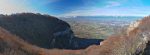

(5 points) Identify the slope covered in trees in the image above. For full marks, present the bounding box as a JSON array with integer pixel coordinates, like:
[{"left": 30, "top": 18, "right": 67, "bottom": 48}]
[
  {"left": 0, "top": 13, "right": 103, "bottom": 49},
  {"left": 0, "top": 13, "right": 150, "bottom": 55}
]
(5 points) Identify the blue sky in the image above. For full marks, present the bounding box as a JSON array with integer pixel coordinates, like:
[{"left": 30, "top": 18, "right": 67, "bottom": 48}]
[{"left": 0, "top": 0, "right": 150, "bottom": 16}]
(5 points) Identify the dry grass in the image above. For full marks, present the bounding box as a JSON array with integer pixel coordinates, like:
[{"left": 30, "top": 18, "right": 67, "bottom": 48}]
[{"left": 1, "top": 15, "right": 150, "bottom": 55}]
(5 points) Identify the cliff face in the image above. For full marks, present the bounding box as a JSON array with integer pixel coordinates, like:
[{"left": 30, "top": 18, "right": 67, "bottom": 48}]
[
  {"left": 1, "top": 13, "right": 150, "bottom": 55},
  {"left": 45, "top": 16, "right": 150, "bottom": 55},
  {"left": 0, "top": 13, "right": 74, "bottom": 49},
  {"left": 0, "top": 13, "right": 102, "bottom": 51},
  {"left": 137, "top": 16, "right": 150, "bottom": 55},
  {"left": 122, "top": 16, "right": 150, "bottom": 55},
  {"left": 81, "top": 16, "right": 150, "bottom": 55}
]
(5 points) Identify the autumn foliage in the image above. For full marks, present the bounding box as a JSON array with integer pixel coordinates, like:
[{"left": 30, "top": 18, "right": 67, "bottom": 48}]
[{"left": 0, "top": 14, "right": 150, "bottom": 55}]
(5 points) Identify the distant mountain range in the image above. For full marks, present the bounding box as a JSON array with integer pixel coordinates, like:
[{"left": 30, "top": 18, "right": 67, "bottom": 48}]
[
  {"left": 59, "top": 16, "right": 143, "bottom": 26},
  {"left": 60, "top": 16, "right": 143, "bottom": 25}
]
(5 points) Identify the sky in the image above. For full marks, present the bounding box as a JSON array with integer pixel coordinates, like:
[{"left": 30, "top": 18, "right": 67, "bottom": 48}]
[{"left": 0, "top": 0, "right": 150, "bottom": 16}]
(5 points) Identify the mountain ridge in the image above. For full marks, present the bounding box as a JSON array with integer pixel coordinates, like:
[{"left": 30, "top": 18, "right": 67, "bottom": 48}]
[{"left": 0, "top": 13, "right": 150, "bottom": 55}]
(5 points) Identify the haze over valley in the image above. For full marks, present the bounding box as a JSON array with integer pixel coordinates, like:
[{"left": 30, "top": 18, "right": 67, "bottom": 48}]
[
  {"left": 1, "top": 0, "right": 150, "bottom": 55},
  {"left": 61, "top": 16, "right": 143, "bottom": 39}
]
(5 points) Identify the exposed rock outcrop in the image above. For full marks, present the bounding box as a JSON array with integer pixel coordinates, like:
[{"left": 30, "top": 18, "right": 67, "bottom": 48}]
[
  {"left": 136, "top": 16, "right": 150, "bottom": 55},
  {"left": 47, "top": 16, "right": 150, "bottom": 55},
  {"left": 83, "top": 16, "right": 150, "bottom": 55},
  {"left": 0, "top": 13, "right": 102, "bottom": 50},
  {"left": 1, "top": 13, "right": 150, "bottom": 55}
]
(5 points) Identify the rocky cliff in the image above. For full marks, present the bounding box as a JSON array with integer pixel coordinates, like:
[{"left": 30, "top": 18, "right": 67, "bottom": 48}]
[
  {"left": 1, "top": 13, "right": 150, "bottom": 55},
  {"left": 0, "top": 13, "right": 102, "bottom": 50}
]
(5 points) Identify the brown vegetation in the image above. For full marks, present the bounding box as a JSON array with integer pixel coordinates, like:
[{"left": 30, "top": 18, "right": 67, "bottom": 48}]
[
  {"left": 0, "top": 26, "right": 84, "bottom": 55},
  {"left": 0, "top": 13, "right": 102, "bottom": 50},
  {"left": 1, "top": 14, "right": 150, "bottom": 55}
]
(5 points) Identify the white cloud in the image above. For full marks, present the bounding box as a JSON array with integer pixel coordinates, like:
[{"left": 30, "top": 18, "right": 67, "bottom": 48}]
[
  {"left": 104, "top": 0, "right": 128, "bottom": 8},
  {"left": 105, "top": 1, "right": 121, "bottom": 8},
  {"left": 0, "top": 0, "right": 38, "bottom": 14},
  {"left": 60, "top": 7, "right": 150, "bottom": 17}
]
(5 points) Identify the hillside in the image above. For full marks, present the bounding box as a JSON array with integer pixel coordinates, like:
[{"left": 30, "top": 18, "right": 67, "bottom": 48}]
[
  {"left": 0, "top": 13, "right": 104, "bottom": 55},
  {"left": 0, "top": 13, "right": 150, "bottom": 55},
  {"left": 0, "top": 13, "right": 103, "bottom": 50}
]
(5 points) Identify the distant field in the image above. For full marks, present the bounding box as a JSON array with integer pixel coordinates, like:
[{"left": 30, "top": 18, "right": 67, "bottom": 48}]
[{"left": 60, "top": 16, "right": 142, "bottom": 39}]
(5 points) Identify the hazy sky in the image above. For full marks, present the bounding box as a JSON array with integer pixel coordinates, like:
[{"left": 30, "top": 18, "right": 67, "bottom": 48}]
[{"left": 0, "top": 0, "right": 150, "bottom": 16}]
